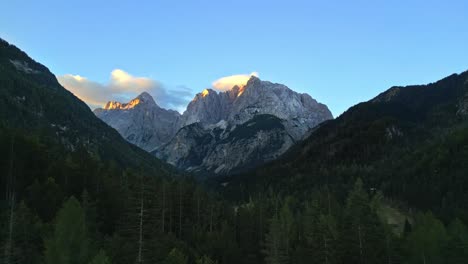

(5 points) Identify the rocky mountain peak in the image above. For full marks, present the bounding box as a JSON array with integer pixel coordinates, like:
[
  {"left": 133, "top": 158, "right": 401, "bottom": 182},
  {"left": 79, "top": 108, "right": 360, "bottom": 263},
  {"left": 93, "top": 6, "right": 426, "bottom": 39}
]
[
  {"left": 180, "top": 76, "right": 333, "bottom": 136},
  {"left": 136, "top": 91, "right": 156, "bottom": 103},
  {"left": 246, "top": 75, "right": 261, "bottom": 86},
  {"left": 95, "top": 93, "right": 180, "bottom": 151},
  {"left": 193, "top": 88, "right": 217, "bottom": 100},
  {"left": 103, "top": 92, "right": 158, "bottom": 110}
]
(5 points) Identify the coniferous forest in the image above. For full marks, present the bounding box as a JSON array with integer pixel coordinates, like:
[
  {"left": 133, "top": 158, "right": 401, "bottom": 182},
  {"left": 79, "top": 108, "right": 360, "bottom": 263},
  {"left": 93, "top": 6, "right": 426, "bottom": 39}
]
[
  {"left": 2, "top": 33, "right": 468, "bottom": 264},
  {"left": 2, "top": 129, "right": 468, "bottom": 264}
]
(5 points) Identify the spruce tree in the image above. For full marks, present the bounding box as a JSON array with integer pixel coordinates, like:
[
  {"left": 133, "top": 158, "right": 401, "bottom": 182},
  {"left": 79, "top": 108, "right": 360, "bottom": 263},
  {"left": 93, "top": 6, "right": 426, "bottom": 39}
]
[
  {"left": 44, "top": 196, "right": 91, "bottom": 264},
  {"left": 341, "top": 178, "right": 386, "bottom": 264}
]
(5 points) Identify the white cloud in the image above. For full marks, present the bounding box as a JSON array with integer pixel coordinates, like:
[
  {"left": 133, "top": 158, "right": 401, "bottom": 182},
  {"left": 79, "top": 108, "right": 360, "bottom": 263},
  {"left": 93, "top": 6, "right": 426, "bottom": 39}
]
[
  {"left": 211, "top": 72, "right": 259, "bottom": 91},
  {"left": 57, "top": 69, "right": 192, "bottom": 112}
]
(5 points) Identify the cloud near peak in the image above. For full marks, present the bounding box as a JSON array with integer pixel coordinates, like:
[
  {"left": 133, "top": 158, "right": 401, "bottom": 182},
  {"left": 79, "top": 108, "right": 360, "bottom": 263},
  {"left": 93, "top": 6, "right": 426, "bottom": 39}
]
[
  {"left": 57, "top": 69, "right": 192, "bottom": 112},
  {"left": 211, "top": 72, "right": 259, "bottom": 92}
]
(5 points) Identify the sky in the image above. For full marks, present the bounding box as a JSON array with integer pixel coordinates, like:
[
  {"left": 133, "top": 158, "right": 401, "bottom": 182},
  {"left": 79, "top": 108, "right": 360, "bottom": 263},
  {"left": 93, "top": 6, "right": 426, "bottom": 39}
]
[{"left": 1, "top": 0, "right": 468, "bottom": 116}]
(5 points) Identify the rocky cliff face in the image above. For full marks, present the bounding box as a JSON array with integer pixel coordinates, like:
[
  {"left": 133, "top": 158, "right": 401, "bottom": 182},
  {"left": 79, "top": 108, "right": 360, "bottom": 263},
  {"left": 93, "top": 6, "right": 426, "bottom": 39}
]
[
  {"left": 180, "top": 76, "right": 332, "bottom": 140},
  {"left": 154, "top": 76, "right": 332, "bottom": 175},
  {"left": 153, "top": 115, "right": 295, "bottom": 175},
  {"left": 94, "top": 92, "right": 181, "bottom": 151},
  {"left": 95, "top": 76, "right": 333, "bottom": 176}
]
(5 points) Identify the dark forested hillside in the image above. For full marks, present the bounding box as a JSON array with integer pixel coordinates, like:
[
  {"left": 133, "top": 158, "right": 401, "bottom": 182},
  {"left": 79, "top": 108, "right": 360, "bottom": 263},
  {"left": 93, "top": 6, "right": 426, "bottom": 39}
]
[{"left": 220, "top": 71, "right": 468, "bottom": 219}]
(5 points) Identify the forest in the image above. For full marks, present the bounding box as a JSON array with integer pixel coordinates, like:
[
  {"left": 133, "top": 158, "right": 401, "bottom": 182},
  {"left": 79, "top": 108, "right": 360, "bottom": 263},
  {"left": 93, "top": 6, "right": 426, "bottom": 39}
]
[{"left": 2, "top": 127, "right": 468, "bottom": 264}]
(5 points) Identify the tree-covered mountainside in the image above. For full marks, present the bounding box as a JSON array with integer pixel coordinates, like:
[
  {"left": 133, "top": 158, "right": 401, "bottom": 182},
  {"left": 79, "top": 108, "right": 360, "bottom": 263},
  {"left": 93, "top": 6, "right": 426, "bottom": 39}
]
[
  {"left": 219, "top": 70, "right": 468, "bottom": 221},
  {"left": 0, "top": 38, "right": 177, "bottom": 175},
  {"left": 1, "top": 38, "right": 468, "bottom": 264}
]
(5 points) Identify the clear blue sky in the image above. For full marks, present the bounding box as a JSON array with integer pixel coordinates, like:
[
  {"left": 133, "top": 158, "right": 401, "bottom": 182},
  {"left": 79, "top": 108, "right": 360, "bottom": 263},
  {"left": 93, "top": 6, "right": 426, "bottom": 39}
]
[{"left": 1, "top": 0, "right": 468, "bottom": 116}]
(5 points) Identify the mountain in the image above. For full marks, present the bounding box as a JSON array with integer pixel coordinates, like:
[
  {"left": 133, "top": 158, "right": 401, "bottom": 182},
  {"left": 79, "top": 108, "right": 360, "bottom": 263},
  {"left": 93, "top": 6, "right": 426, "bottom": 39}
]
[
  {"left": 156, "top": 76, "right": 332, "bottom": 175},
  {"left": 219, "top": 70, "right": 468, "bottom": 220},
  {"left": 180, "top": 76, "right": 332, "bottom": 140},
  {"left": 94, "top": 92, "right": 181, "bottom": 151},
  {"left": 95, "top": 75, "right": 332, "bottom": 176}
]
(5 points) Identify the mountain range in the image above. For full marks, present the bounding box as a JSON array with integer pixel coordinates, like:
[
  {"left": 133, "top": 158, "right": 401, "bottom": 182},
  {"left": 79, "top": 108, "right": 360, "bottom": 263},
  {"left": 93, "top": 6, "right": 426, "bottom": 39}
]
[{"left": 94, "top": 75, "right": 332, "bottom": 175}]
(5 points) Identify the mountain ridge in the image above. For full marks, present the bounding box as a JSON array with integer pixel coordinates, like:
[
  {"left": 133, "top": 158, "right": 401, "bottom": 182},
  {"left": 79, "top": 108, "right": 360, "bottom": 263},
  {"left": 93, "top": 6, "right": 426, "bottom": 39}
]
[
  {"left": 95, "top": 75, "right": 333, "bottom": 175},
  {"left": 218, "top": 69, "right": 468, "bottom": 220}
]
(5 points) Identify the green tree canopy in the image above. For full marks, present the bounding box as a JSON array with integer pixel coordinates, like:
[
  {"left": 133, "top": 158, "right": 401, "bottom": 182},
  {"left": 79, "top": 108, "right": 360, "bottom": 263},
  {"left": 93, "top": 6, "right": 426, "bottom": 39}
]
[
  {"left": 88, "top": 250, "right": 111, "bottom": 264},
  {"left": 44, "top": 196, "right": 90, "bottom": 264},
  {"left": 164, "top": 248, "right": 188, "bottom": 264}
]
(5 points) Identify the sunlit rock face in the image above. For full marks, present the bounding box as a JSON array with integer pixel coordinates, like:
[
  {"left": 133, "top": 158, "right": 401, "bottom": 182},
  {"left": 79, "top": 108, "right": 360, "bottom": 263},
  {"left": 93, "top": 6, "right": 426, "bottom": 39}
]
[
  {"left": 180, "top": 76, "right": 333, "bottom": 141},
  {"left": 94, "top": 92, "right": 181, "bottom": 151}
]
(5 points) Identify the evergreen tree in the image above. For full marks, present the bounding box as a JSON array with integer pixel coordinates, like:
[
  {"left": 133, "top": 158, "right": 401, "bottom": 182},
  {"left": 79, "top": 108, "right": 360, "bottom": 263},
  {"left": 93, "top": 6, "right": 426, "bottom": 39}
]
[
  {"left": 405, "top": 212, "right": 448, "bottom": 264},
  {"left": 44, "top": 196, "right": 91, "bottom": 264},
  {"left": 263, "top": 201, "right": 294, "bottom": 264},
  {"left": 88, "top": 250, "right": 111, "bottom": 264},
  {"left": 341, "top": 178, "right": 386, "bottom": 264},
  {"left": 164, "top": 248, "right": 188, "bottom": 264},
  {"left": 316, "top": 213, "right": 339, "bottom": 264},
  {"left": 8, "top": 201, "right": 43, "bottom": 264},
  {"left": 263, "top": 215, "right": 289, "bottom": 264},
  {"left": 301, "top": 199, "right": 321, "bottom": 263}
]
